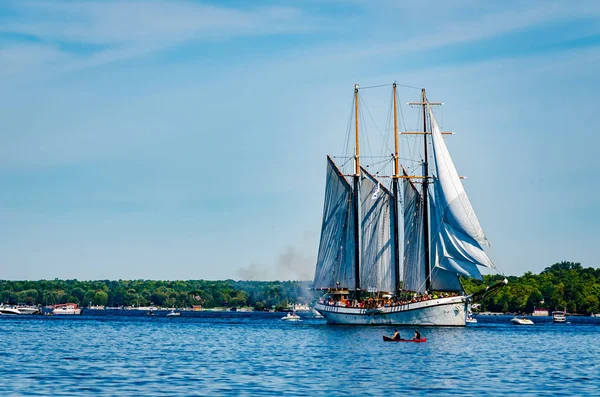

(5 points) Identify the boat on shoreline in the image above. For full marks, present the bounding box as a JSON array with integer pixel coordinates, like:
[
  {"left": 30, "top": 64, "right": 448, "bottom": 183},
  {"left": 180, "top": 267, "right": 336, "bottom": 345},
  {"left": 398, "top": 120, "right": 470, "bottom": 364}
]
[
  {"left": 0, "top": 305, "right": 22, "bottom": 315},
  {"left": 312, "top": 84, "right": 506, "bottom": 326},
  {"left": 52, "top": 303, "right": 82, "bottom": 315}
]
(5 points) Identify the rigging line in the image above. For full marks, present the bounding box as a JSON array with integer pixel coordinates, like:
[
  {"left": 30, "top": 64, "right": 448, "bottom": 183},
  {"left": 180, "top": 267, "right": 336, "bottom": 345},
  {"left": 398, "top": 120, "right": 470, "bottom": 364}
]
[
  {"left": 359, "top": 102, "right": 374, "bottom": 165},
  {"left": 395, "top": 83, "right": 421, "bottom": 90},
  {"left": 362, "top": 92, "right": 392, "bottom": 158},
  {"left": 397, "top": 88, "right": 408, "bottom": 132},
  {"left": 342, "top": 95, "right": 355, "bottom": 165},
  {"left": 363, "top": 157, "right": 392, "bottom": 171},
  {"left": 358, "top": 83, "right": 392, "bottom": 90},
  {"left": 374, "top": 157, "right": 393, "bottom": 177},
  {"left": 340, "top": 156, "right": 354, "bottom": 169}
]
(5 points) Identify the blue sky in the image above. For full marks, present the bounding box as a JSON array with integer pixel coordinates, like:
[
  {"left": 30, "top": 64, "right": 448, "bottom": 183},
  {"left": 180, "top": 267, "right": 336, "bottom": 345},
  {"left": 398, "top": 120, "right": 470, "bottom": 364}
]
[{"left": 1, "top": 0, "right": 599, "bottom": 281}]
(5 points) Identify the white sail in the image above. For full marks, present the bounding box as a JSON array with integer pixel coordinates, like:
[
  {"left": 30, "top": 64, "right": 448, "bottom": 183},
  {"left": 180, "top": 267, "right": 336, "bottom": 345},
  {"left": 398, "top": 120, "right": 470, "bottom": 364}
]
[
  {"left": 427, "top": 105, "right": 495, "bottom": 291},
  {"left": 429, "top": 189, "right": 487, "bottom": 291},
  {"left": 428, "top": 106, "right": 490, "bottom": 247},
  {"left": 402, "top": 177, "right": 426, "bottom": 293},
  {"left": 313, "top": 156, "right": 356, "bottom": 289},
  {"left": 359, "top": 168, "right": 394, "bottom": 293}
]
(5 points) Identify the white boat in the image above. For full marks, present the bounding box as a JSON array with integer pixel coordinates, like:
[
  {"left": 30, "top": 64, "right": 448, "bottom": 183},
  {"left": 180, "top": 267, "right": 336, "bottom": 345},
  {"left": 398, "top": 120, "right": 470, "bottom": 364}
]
[
  {"left": 15, "top": 305, "right": 41, "bottom": 315},
  {"left": 166, "top": 310, "right": 181, "bottom": 317},
  {"left": 0, "top": 305, "right": 21, "bottom": 315},
  {"left": 552, "top": 311, "right": 566, "bottom": 323},
  {"left": 466, "top": 316, "right": 478, "bottom": 324},
  {"left": 125, "top": 306, "right": 158, "bottom": 311},
  {"left": 281, "top": 312, "right": 301, "bottom": 321},
  {"left": 52, "top": 303, "right": 82, "bottom": 315},
  {"left": 312, "top": 84, "right": 506, "bottom": 326},
  {"left": 511, "top": 316, "right": 534, "bottom": 325}
]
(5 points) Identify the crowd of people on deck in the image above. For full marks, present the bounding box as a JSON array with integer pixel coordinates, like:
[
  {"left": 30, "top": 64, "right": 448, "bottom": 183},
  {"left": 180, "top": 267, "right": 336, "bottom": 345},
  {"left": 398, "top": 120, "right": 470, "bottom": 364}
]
[{"left": 318, "top": 291, "right": 461, "bottom": 309}]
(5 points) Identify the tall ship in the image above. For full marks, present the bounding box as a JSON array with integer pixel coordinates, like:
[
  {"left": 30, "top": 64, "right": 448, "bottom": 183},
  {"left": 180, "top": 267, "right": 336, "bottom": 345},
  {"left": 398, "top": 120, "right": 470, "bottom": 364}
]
[{"left": 312, "top": 84, "right": 506, "bottom": 326}]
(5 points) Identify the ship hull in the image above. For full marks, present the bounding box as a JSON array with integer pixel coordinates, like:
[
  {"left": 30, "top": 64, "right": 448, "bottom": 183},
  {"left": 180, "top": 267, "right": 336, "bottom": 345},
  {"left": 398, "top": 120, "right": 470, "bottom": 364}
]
[{"left": 314, "top": 296, "right": 468, "bottom": 326}]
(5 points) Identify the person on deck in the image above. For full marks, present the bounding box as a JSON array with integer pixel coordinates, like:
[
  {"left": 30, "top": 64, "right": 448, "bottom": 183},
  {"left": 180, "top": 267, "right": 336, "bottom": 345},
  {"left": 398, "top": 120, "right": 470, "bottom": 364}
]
[{"left": 413, "top": 330, "right": 421, "bottom": 340}]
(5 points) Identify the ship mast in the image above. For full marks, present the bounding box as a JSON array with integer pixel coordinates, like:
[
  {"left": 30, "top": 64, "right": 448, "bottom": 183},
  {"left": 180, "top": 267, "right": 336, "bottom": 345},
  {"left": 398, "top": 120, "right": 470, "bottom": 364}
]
[
  {"left": 392, "top": 83, "right": 401, "bottom": 294},
  {"left": 353, "top": 84, "right": 361, "bottom": 294},
  {"left": 421, "top": 88, "right": 431, "bottom": 292}
]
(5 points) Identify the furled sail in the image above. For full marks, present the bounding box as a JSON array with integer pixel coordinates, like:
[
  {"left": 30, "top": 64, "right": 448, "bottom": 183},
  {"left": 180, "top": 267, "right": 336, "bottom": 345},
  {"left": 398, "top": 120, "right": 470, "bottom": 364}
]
[
  {"left": 402, "top": 176, "right": 426, "bottom": 293},
  {"left": 428, "top": 105, "right": 495, "bottom": 291},
  {"left": 313, "top": 156, "right": 356, "bottom": 289},
  {"left": 359, "top": 167, "right": 394, "bottom": 293}
]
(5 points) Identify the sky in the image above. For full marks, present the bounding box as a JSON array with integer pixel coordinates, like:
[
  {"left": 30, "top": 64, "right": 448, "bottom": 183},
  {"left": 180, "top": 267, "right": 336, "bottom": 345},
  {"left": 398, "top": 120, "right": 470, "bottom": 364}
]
[{"left": 1, "top": 0, "right": 599, "bottom": 281}]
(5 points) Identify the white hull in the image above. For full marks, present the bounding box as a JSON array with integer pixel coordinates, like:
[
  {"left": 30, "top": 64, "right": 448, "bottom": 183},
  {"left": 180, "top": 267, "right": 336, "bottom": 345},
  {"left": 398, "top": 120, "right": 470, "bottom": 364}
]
[
  {"left": 314, "top": 296, "right": 468, "bottom": 326},
  {"left": 53, "top": 306, "right": 82, "bottom": 315},
  {"left": 0, "top": 306, "right": 22, "bottom": 315},
  {"left": 53, "top": 309, "right": 82, "bottom": 315},
  {"left": 511, "top": 317, "right": 534, "bottom": 325},
  {"left": 15, "top": 306, "right": 41, "bottom": 315}
]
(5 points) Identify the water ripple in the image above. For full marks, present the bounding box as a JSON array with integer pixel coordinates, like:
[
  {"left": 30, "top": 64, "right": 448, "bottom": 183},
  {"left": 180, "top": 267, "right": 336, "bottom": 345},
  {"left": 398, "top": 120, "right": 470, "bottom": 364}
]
[{"left": 1, "top": 313, "right": 599, "bottom": 396}]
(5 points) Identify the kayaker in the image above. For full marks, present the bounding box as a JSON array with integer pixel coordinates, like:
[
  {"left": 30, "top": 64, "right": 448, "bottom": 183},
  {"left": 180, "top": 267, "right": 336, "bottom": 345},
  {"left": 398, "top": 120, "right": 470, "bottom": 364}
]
[
  {"left": 392, "top": 329, "right": 401, "bottom": 340},
  {"left": 413, "top": 329, "right": 421, "bottom": 340}
]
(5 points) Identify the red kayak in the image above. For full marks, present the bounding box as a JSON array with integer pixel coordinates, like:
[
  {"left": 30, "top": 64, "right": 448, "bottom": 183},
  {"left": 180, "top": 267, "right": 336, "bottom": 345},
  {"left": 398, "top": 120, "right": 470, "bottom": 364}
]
[{"left": 383, "top": 335, "right": 426, "bottom": 343}]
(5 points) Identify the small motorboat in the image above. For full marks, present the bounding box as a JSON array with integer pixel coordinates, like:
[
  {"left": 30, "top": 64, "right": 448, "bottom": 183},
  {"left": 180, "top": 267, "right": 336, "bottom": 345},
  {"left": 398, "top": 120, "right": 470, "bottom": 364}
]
[
  {"left": 466, "top": 316, "right": 477, "bottom": 324},
  {"left": 511, "top": 316, "right": 534, "bottom": 325},
  {"left": 552, "top": 311, "right": 566, "bottom": 323},
  {"left": 166, "top": 310, "right": 180, "bottom": 317},
  {"left": 281, "top": 312, "right": 301, "bottom": 321},
  {"left": 15, "top": 305, "right": 41, "bottom": 315},
  {"left": 52, "top": 303, "right": 82, "bottom": 315},
  {"left": 0, "top": 305, "right": 21, "bottom": 315},
  {"left": 382, "top": 335, "right": 426, "bottom": 343}
]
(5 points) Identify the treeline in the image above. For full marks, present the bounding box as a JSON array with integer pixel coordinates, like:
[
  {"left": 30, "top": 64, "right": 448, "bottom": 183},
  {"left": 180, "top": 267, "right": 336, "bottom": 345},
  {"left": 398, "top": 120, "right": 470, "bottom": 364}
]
[
  {"left": 463, "top": 261, "right": 600, "bottom": 314},
  {"left": 2, "top": 261, "right": 599, "bottom": 314},
  {"left": 0, "top": 279, "right": 313, "bottom": 311}
]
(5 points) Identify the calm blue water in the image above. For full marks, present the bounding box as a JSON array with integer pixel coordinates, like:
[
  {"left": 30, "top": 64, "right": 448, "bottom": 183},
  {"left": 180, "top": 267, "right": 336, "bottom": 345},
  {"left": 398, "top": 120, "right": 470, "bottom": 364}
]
[{"left": 1, "top": 311, "right": 599, "bottom": 396}]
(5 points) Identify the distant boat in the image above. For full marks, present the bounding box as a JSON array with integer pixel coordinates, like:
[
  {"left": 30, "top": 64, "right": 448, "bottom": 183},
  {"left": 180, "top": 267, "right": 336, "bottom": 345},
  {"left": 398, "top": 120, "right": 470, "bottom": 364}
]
[
  {"left": 15, "top": 305, "right": 41, "bottom": 315},
  {"left": 166, "top": 310, "right": 180, "bottom": 317},
  {"left": 552, "top": 310, "right": 566, "bottom": 323},
  {"left": 312, "top": 84, "right": 506, "bottom": 326},
  {"left": 0, "top": 305, "right": 22, "bottom": 315},
  {"left": 52, "top": 303, "right": 82, "bottom": 315},
  {"left": 466, "top": 316, "right": 478, "bottom": 324},
  {"left": 511, "top": 316, "right": 534, "bottom": 325},
  {"left": 281, "top": 312, "right": 301, "bottom": 321}
]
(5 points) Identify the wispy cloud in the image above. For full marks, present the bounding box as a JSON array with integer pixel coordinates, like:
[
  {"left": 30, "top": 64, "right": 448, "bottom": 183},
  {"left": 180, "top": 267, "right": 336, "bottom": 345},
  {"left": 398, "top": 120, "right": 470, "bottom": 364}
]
[{"left": 0, "top": 0, "right": 317, "bottom": 76}]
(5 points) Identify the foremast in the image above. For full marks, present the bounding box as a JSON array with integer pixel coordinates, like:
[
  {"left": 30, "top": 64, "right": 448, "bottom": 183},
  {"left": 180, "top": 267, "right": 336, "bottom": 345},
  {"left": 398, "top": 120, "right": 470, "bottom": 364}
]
[{"left": 421, "top": 89, "right": 432, "bottom": 293}]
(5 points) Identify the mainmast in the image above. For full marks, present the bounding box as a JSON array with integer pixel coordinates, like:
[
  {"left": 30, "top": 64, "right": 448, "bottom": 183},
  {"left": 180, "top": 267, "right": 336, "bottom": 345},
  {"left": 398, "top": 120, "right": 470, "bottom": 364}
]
[
  {"left": 392, "top": 83, "right": 401, "bottom": 294},
  {"left": 353, "top": 84, "right": 361, "bottom": 294},
  {"left": 421, "top": 88, "right": 432, "bottom": 292}
]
